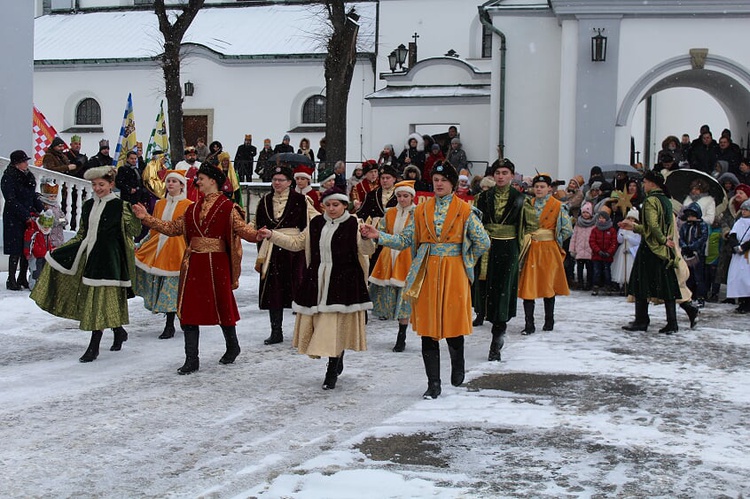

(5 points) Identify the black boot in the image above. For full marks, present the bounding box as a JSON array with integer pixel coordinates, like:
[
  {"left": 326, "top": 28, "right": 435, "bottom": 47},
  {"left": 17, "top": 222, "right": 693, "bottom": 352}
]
[
  {"left": 264, "top": 309, "right": 284, "bottom": 345},
  {"left": 542, "top": 297, "right": 555, "bottom": 331},
  {"left": 79, "top": 330, "right": 103, "bottom": 363},
  {"left": 521, "top": 300, "right": 535, "bottom": 335},
  {"left": 159, "top": 312, "right": 176, "bottom": 339},
  {"left": 322, "top": 356, "right": 340, "bottom": 390},
  {"left": 622, "top": 299, "right": 650, "bottom": 331},
  {"left": 337, "top": 350, "right": 344, "bottom": 375},
  {"left": 219, "top": 325, "right": 241, "bottom": 364},
  {"left": 472, "top": 315, "right": 484, "bottom": 327},
  {"left": 659, "top": 300, "right": 679, "bottom": 335},
  {"left": 446, "top": 336, "right": 465, "bottom": 387},
  {"left": 6, "top": 255, "right": 21, "bottom": 291},
  {"left": 421, "top": 337, "right": 442, "bottom": 399},
  {"left": 110, "top": 326, "right": 128, "bottom": 351},
  {"left": 178, "top": 326, "right": 200, "bottom": 375},
  {"left": 16, "top": 257, "right": 30, "bottom": 289},
  {"left": 488, "top": 322, "right": 506, "bottom": 362},
  {"left": 393, "top": 323, "right": 407, "bottom": 352},
  {"left": 680, "top": 301, "right": 699, "bottom": 329}
]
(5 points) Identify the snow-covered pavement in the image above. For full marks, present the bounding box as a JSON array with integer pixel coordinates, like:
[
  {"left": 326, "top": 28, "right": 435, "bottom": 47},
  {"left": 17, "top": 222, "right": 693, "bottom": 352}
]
[{"left": 1, "top": 241, "right": 748, "bottom": 498}]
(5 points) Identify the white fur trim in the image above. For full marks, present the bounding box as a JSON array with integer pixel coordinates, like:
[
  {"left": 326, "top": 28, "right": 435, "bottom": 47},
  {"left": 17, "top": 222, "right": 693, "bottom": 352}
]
[
  {"left": 134, "top": 259, "right": 180, "bottom": 277},
  {"left": 82, "top": 277, "right": 132, "bottom": 287},
  {"left": 321, "top": 192, "right": 349, "bottom": 204},
  {"left": 84, "top": 166, "right": 115, "bottom": 180},
  {"left": 394, "top": 185, "right": 416, "bottom": 196},
  {"left": 292, "top": 301, "right": 373, "bottom": 315},
  {"left": 165, "top": 171, "right": 187, "bottom": 185},
  {"left": 294, "top": 172, "right": 312, "bottom": 180}
]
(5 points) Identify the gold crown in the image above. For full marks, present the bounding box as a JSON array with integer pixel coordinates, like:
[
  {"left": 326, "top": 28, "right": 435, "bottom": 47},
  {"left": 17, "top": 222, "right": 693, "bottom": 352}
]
[{"left": 40, "top": 180, "right": 59, "bottom": 196}]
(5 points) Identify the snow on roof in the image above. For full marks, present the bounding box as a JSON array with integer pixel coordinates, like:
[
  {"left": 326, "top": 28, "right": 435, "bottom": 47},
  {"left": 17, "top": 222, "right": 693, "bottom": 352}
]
[
  {"left": 34, "top": 3, "right": 376, "bottom": 62},
  {"left": 366, "top": 85, "right": 491, "bottom": 100}
]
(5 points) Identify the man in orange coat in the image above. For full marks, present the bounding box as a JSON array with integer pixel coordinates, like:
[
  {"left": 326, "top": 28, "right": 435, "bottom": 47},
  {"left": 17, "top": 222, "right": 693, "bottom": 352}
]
[
  {"left": 518, "top": 173, "right": 573, "bottom": 334},
  {"left": 361, "top": 162, "right": 490, "bottom": 399}
]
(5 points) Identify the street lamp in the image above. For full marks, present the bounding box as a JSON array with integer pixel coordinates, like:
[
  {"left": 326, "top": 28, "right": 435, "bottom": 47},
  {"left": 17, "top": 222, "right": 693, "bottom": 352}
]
[
  {"left": 395, "top": 43, "right": 408, "bottom": 69},
  {"left": 388, "top": 50, "right": 398, "bottom": 72},
  {"left": 591, "top": 28, "right": 607, "bottom": 62}
]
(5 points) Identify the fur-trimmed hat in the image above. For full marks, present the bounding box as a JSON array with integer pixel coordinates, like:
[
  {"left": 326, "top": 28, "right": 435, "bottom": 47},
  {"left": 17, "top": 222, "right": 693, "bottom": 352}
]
[
  {"left": 293, "top": 165, "right": 313, "bottom": 180},
  {"left": 165, "top": 169, "right": 187, "bottom": 185},
  {"left": 361, "top": 160, "right": 378, "bottom": 174},
  {"left": 480, "top": 176, "right": 496, "bottom": 190},
  {"left": 403, "top": 164, "right": 421, "bottom": 180},
  {"left": 320, "top": 186, "right": 349, "bottom": 205},
  {"left": 269, "top": 164, "right": 293, "bottom": 180},
  {"left": 490, "top": 158, "right": 515, "bottom": 175},
  {"left": 394, "top": 180, "right": 416, "bottom": 197},
  {"left": 379, "top": 164, "right": 400, "bottom": 178},
  {"left": 532, "top": 173, "right": 553, "bottom": 186},
  {"left": 84, "top": 165, "right": 116, "bottom": 181},
  {"left": 643, "top": 169, "right": 666, "bottom": 190},
  {"left": 198, "top": 163, "right": 227, "bottom": 186},
  {"left": 570, "top": 175, "right": 585, "bottom": 189},
  {"left": 318, "top": 168, "right": 336, "bottom": 185},
  {"left": 431, "top": 161, "right": 459, "bottom": 186}
]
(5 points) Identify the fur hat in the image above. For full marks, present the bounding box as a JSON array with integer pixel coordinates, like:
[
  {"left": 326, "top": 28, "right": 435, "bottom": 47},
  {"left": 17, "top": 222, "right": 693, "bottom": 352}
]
[
  {"left": 198, "top": 163, "right": 227, "bottom": 186},
  {"left": 570, "top": 175, "right": 585, "bottom": 189},
  {"left": 532, "top": 173, "right": 553, "bottom": 186},
  {"left": 379, "top": 164, "right": 400, "bottom": 178},
  {"left": 50, "top": 137, "right": 66, "bottom": 149},
  {"left": 490, "top": 158, "right": 515, "bottom": 175},
  {"left": 269, "top": 164, "right": 293, "bottom": 180},
  {"left": 320, "top": 186, "right": 349, "bottom": 205},
  {"left": 643, "top": 169, "right": 666, "bottom": 190},
  {"left": 394, "top": 180, "right": 416, "bottom": 197},
  {"left": 84, "top": 165, "right": 116, "bottom": 181},
  {"left": 431, "top": 161, "right": 459, "bottom": 186},
  {"left": 480, "top": 177, "right": 496, "bottom": 190},
  {"left": 293, "top": 165, "right": 313, "bottom": 180}
]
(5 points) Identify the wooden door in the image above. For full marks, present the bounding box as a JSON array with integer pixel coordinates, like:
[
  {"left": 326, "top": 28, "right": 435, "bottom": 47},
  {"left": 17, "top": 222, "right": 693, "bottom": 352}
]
[{"left": 183, "top": 115, "right": 208, "bottom": 148}]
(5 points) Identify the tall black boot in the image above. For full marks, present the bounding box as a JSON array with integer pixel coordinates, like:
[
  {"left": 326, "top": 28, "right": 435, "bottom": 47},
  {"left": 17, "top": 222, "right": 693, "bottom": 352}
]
[
  {"left": 219, "top": 325, "right": 241, "bottom": 364},
  {"left": 159, "top": 312, "right": 176, "bottom": 339},
  {"left": 337, "top": 350, "right": 345, "bottom": 375},
  {"left": 264, "top": 309, "right": 284, "bottom": 345},
  {"left": 110, "top": 326, "right": 128, "bottom": 351},
  {"left": 622, "top": 299, "right": 650, "bottom": 331},
  {"left": 446, "top": 336, "right": 465, "bottom": 387},
  {"left": 421, "top": 337, "right": 442, "bottom": 399},
  {"left": 679, "top": 301, "right": 699, "bottom": 329},
  {"left": 6, "top": 255, "right": 20, "bottom": 291},
  {"left": 521, "top": 300, "right": 535, "bottom": 335},
  {"left": 393, "top": 323, "right": 407, "bottom": 352},
  {"left": 659, "top": 300, "right": 679, "bottom": 335},
  {"left": 16, "top": 257, "right": 30, "bottom": 289},
  {"left": 488, "top": 322, "right": 506, "bottom": 361},
  {"left": 178, "top": 326, "right": 200, "bottom": 375},
  {"left": 322, "top": 356, "right": 340, "bottom": 390},
  {"left": 542, "top": 297, "right": 555, "bottom": 331},
  {"left": 79, "top": 330, "right": 103, "bottom": 363}
]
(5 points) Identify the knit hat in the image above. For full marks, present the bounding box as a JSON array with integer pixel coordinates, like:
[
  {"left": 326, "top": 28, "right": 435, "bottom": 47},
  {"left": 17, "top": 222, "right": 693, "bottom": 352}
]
[
  {"left": 198, "top": 163, "right": 227, "bottom": 186},
  {"left": 741, "top": 199, "right": 750, "bottom": 211},
  {"left": 320, "top": 186, "right": 349, "bottom": 205},
  {"left": 283, "top": 134, "right": 291, "bottom": 142},
  {"left": 394, "top": 180, "right": 416, "bottom": 197},
  {"left": 99, "top": 139, "right": 110, "bottom": 150},
  {"left": 581, "top": 202, "right": 593, "bottom": 216},
  {"left": 590, "top": 165, "right": 603, "bottom": 176},
  {"left": 165, "top": 169, "right": 187, "bottom": 185},
  {"left": 570, "top": 175, "right": 585, "bottom": 189},
  {"left": 458, "top": 174, "right": 470, "bottom": 183},
  {"left": 431, "top": 143, "right": 441, "bottom": 151},
  {"left": 451, "top": 137, "right": 461, "bottom": 145},
  {"left": 50, "top": 137, "right": 66, "bottom": 149},
  {"left": 735, "top": 184, "right": 750, "bottom": 199},
  {"left": 293, "top": 165, "right": 313, "bottom": 180},
  {"left": 625, "top": 207, "right": 639, "bottom": 221},
  {"left": 432, "top": 161, "right": 459, "bottom": 186},
  {"left": 597, "top": 209, "right": 611, "bottom": 220}
]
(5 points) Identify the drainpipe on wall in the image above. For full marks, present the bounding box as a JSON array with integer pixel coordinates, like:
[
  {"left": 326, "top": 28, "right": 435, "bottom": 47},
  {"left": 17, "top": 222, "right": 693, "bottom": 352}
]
[{"left": 478, "top": 3, "right": 506, "bottom": 157}]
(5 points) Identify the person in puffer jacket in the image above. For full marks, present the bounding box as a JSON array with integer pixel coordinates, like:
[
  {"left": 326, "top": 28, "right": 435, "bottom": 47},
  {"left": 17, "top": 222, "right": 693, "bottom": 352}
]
[
  {"left": 589, "top": 209, "right": 618, "bottom": 295},
  {"left": 679, "top": 202, "right": 709, "bottom": 307}
]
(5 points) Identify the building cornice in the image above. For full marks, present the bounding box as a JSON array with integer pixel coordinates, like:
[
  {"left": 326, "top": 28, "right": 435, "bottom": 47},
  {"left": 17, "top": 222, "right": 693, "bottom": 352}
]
[{"left": 483, "top": 0, "right": 750, "bottom": 17}]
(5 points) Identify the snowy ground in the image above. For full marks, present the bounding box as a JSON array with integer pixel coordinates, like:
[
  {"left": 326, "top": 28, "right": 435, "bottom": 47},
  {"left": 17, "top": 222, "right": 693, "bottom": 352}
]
[{"left": 1, "top": 241, "right": 749, "bottom": 498}]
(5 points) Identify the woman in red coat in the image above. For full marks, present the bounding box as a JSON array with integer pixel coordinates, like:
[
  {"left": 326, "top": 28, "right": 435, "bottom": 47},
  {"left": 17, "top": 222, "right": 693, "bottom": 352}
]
[{"left": 133, "top": 164, "right": 258, "bottom": 374}]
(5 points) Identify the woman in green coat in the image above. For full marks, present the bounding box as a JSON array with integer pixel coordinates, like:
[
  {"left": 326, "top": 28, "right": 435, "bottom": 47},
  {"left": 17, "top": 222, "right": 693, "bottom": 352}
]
[{"left": 31, "top": 165, "right": 142, "bottom": 362}]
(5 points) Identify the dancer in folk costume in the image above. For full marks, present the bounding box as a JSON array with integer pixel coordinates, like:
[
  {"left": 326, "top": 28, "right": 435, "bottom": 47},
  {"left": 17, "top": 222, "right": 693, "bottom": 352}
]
[
  {"left": 31, "top": 166, "right": 142, "bottom": 362},
  {"left": 368, "top": 180, "right": 417, "bottom": 352},
  {"left": 293, "top": 165, "right": 322, "bottom": 212},
  {"left": 132, "top": 164, "right": 258, "bottom": 374},
  {"left": 360, "top": 162, "right": 490, "bottom": 399},
  {"left": 257, "top": 187, "right": 376, "bottom": 390},
  {"left": 726, "top": 199, "right": 750, "bottom": 313},
  {"left": 133, "top": 170, "right": 193, "bottom": 339},
  {"left": 517, "top": 173, "right": 573, "bottom": 334},
  {"left": 611, "top": 208, "right": 641, "bottom": 291}
]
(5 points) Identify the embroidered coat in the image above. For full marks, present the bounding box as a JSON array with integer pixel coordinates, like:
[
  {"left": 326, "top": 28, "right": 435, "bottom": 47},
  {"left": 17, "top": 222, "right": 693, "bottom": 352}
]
[{"left": 378, "top": 194, "right": 490, "bottom": 339}]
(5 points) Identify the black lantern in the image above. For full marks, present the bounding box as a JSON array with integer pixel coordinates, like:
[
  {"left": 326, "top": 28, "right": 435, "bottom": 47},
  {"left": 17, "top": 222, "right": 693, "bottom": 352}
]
[
  {"left": 591, "top": 29, "right": 607, "bottom": 62},
  {"left": 395, "top": 43, "right": 408, "bottom": 69},
  {"left": 184, "top": 80, "right": 194, "bottom": 97},
  {"left": 388, "top": 50, "right": 398, "bottom": 72}
]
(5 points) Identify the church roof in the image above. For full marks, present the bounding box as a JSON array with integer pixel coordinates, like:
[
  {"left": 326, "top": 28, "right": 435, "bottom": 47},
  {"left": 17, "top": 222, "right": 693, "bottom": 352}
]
[{"left": 34, "top": 3, "right": 376, "bottom": 64}]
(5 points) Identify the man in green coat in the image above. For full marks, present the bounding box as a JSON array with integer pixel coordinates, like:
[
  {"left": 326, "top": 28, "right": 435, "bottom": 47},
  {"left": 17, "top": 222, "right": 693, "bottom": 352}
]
[{"left": 619, "top": 170, "right": 682, "bottom": 334}]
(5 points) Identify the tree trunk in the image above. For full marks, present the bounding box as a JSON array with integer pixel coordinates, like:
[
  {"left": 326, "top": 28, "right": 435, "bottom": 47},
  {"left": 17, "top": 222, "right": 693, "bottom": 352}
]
[{"left": 324, "top": 1, "right": 359, "bottom": 167}]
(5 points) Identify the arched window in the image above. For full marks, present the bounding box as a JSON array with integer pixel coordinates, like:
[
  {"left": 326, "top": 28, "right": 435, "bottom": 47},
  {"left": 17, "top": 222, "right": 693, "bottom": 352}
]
[
  {"left": 75, "top": 98, "right": 101, "bottom": 126},
  {"left": 302, "top": 95, "right": 326, "bottom": 124}
]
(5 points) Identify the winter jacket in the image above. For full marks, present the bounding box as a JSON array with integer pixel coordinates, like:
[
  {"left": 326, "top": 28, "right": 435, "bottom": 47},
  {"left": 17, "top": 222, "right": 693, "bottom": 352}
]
[
  {"left": 589, "top": 226, "right": 618, "bottom": 262},
  {"left": 679, "top": 203, "right": 709, "bottom": 258},
  {"left": 569, "top": 223, "right": 595, "bottom": 260},
  {"left": 2, "top": 165, "right": 45, "bottom": 255},
  {"left": 681, "top": 193, "right": 715, "bottom": 225},
  {"left": 446, "top": 148, "right": 468, "bottom": 173}
]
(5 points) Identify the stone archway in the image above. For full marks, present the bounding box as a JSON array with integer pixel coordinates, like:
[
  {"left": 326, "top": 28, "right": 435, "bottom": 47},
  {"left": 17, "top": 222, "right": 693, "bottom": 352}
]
[{"left": 616, "top": 53, "right": 750, "bottom": 160}]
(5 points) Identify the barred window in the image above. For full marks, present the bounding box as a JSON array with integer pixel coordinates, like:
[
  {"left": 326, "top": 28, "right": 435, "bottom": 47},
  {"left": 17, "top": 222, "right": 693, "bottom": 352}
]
[
  {"left": 481, "top": 24, "right": 493, "bottom": 59},
  {"left": 75, "top": 98, "right": 101, "bottom": 126},
  {"left": 302, "top": 95, "right": 326, "bottom": 124}
]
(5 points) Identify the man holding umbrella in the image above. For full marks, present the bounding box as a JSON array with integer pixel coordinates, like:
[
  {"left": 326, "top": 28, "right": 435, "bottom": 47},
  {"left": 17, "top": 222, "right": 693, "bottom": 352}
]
[{"left": 620, "top": 170, "right": 682, "bottom": 335}]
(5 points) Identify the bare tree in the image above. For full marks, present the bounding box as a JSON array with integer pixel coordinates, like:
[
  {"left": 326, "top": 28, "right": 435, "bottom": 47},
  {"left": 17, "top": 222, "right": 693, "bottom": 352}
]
[
  {"left": 155, "top": 0, "right": 204, "bottom": 163},
  {"left": 323, "top": 1, "right": 360, "bottom": 166}
]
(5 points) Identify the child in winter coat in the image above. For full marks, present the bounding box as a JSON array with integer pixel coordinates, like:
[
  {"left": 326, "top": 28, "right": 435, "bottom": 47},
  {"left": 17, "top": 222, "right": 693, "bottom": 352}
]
[
  {"left": 611, "top": 208, "right": 641, "bottom": 291},
  {"left": 23, "top": 211, "right": 56, "bottom": 289},
  {"left": 569, "top": 202, "right": 596, "bottom": 290},
  {"left": 679, "top": 202, "right": 709, "bottom": 307},
  {"left": 589, "top": 210, "right": 618, "bottom": 295}
]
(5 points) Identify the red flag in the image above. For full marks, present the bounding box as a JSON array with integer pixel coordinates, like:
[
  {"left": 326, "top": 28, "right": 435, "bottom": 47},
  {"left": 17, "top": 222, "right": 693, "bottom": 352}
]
[{"left": 32, "top": 106, "right": 66, "bottom": 166}]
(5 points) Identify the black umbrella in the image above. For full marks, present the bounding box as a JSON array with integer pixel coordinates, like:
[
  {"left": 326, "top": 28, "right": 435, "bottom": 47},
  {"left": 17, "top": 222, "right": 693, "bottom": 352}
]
[
  {"left": 664, "top": 168, "right": 727, "bottom": 207},
  {"left": 268, "top": 152, "right": 314, "bottom": 167},
  {"left": 599, "top": 164, "right": 642, "bottom": 182}
]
